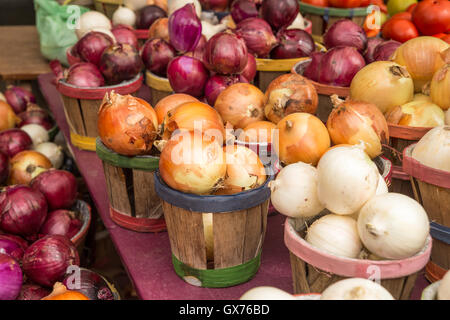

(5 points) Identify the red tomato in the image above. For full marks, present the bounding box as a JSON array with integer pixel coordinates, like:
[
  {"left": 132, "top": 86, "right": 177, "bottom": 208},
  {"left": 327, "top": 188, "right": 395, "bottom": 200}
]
[
  {"left": 390, "top": 12, "right": 412, "bottom": 21},
  {"left": 301, "top": 0, "right": 329, "bottom": 6},
  {"left": 328, "top": 0, "right": 361, "bottom": 8},
  {"left": 406, "top": 3, "right": 417, "bottom": 14},
  {"left": 433, "top": 33, "right": 450, "bottom": 44},
  {"left": 412, "top": 0, "right": 450, "bottom": 36},
  {"left": 382, "top": 18, "right": 419, "bottom": 42}
]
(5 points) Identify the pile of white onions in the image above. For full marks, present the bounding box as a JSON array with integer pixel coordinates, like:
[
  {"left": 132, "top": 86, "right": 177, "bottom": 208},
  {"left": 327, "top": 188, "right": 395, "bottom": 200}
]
[
  {"left": 320, "top": 278, "right": 394, "bottom": 300},
  {"left": 240, "top": 287, "right": 296, "bottom": 300},
  {"left": 412, "top": 125, "right": 450, "bottom": 172}
]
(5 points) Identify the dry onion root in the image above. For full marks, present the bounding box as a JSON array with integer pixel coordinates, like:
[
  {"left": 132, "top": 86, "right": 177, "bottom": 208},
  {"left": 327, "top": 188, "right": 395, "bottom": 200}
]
[{"left": 320, "top": 278, "right": 394, "bottom": 300}]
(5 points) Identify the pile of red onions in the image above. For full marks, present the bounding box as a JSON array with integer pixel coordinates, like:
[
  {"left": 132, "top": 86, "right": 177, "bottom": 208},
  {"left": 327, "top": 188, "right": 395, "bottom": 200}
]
[
  {"left": 205, "top": 31, "right": 248, "bottom": 74},
  {"left": 0, "top": 151, "right": 9, "bottom": 185},
  {"left": 111, "top": 25, "right": 138, "bottom": 49},
  {"left": 271, "top": 29, "right": 315, "bottom": 59},
  {"left": 99, "top": 43, "right": 143, "bottom": 85},
  {"left": 4, "top": 86, "right": 36, "bottom": 114},
  {"left": 18, "top": 104, "right": 54, "bottom": 130},
  {"left": 0, "top": 234, "right": 28, "bottom": 262},
  {"left": 261, "top": 0, "right": 299, "bottom": 30},
  {"left": 0, "top": 129, "right": 32, "bottom": 158},
  {"left": 168, "top": 4, "right": 202, "bottom": 53},
  {"left": 373, "top": 40, "right": 401, "bottom": 62},
  {"left": 167, "top": 56, "right": 209, "bottom": 97},
  {"left": 76, "top": 31, "right": 114, "bottom": 66},
  {"left": 0, "top": 253, "right": 23, "bottom": 300},
  {"left": 234, "top": 18, "right": 278, "bottom": 58},
  {"left": 204, "top": 74, "right": 248, "bottom": 105},
  {"left": 323, "top": 19, "right": 367, "bottom": 53},
  {"left": 241, "top": 53, "right": 257, "bottom": 82},
  {"left": 231, "top": 0, "right": 260, "bottom": 24},
  {"left": 303, "top": 51, "right": 324, "bottom": 82},
  {"left": 66, "top": 62, "right": 105, "bottom": 88},
  {"left": 39, "top": 210, "right": 82, "bottom": 240},
  {"left": 364, "top": 37, "right": 384, "bottom": 64},
  {"left": 136, "top": 5, "right": 167, "bottom": 29},
  {"left": 141, "top": 38, "right": 176, "bottom": 77}
]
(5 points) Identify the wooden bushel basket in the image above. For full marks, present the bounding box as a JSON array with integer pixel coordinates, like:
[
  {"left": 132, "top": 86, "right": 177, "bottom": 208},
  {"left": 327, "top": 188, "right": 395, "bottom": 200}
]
[
  {"left": 93, "top": 0, "right": 122, "bottom": 18},
  {"left": 285, "top": 216, "right": 432, "bottom": 300},
  {"left": 403, "top": 143, "right": 450, "bottom": 282},
  {"left": 56, "top": 74, "right": 143, "bottom": 151},
  {"left": 292, "top": 58, "right": 349, "bottom": 123},
  {"left": 145, "top": 70, "right": 173, "bottom": 107},
  {"left": 96, "top": 139, "right": 166, "bottom": 233},
  {"left": 154, "top": 170, "right": 272, "bottom": 288}
]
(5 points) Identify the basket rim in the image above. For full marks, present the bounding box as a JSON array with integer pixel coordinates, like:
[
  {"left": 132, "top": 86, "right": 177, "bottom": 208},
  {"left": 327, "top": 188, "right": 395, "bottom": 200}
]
[
  {"left": 387, "top": 123, "right": 433, "bottom": 140},
  {"left": 70, "top": 199, "right": 92, "bottom": 247},
  {"left": 299, "top": 2, "right": 369, "bottom": 16},
  {"left": 145, "top": 70, "right": 173, "bottom": 92}
]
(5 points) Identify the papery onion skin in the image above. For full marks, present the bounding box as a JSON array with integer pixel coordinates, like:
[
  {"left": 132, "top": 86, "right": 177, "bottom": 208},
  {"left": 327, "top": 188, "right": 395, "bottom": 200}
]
[
  {"left": 168, "top": 4, "right": 201, "bottom": 53},
  {"left": 241, "top": 53, "right": 257, "bottom": 82},
  {"left": 8, "top": 150, "right": 52, "bottom": 186},
  {"left": 16, "top": 284, "right": 51, "bottom": 300},
  {"left": 271, "top": 29, "right": 315, "bottom": 59},
  {"left": 4, "top": 86, "right": 36, "bottom": 114},
  {"left": 430, "top": 64, "right": 450, "bottom": 111},
  {"left": 373, "top": 40, "right": 401, "bottom": 62},
  {"left": 357, "top": 193, "right": 429, "bottom": 260},
  {"left": 167, "top": 56, "right": 209, "bottom": 98},
  {"left": 306, "top": 214, "right": 362, "bottom": 259},
  {"left": 159, "top": 131, "right": 226, "bottom": 195},
  {"left": 270, "top": 162, "right": 324, "bottom": 218},
  {"left": 323, "top": 19, "right": 367, "bottom": 52},
  {"left": 234, "top": 18, "right": 278, "bottom": 58},
  {"left": 0, "top": 253, "right": 23, "bottom": 300},
  {"left": 350, "top": 61, "right": 414, "bottom": 114},
  {"left": 264, "top": 73, "right": 318, "bottom": 124},
  {"left": 204, "top": 74, "right": 248, "bottom": 106},
  {"left": 320, "top": 278, "right": 394, "bottom": 300},
  {"left": 98, "top": 92, "right": 158, "bottom": 156},
  {"left": 261, "top": 0, "right": 299, "bottom": 30},
  {"left": 154, "top": 93, "right": 199, "bottom": 125},
  {"left": 22, "top": 235, "right": 79, "bottom": 287},
  {"left": 141, "top": 38, "right": 176, "bottom": 77},
  {"left": 99, "top": 43, "right": 143, "bottom": 85},
  {"left": 0, "top": 151, "right": 9, "bottom": 185},
  {"left": 274, "top": 113, "right": 330, "bottom": 166},
  {"left": 0, "top": 129, "right": 32, "bottom": 158},
  {"left": 148, "top": 17, "right": 169, "bottom": 43},
  {"left": 327, "top": 96, "right": 389, "bottom": 159},
  {"left": 65, "top": 62, "right": 105, "bottom": 88},
  {"left": 137, "top": 5, "right": 167, "bottom": 29},
  {"left": 237, "top": 120, "right": 276, "bottom": 144},
  {"left": 385, "top": 100, "right": 445, "bottom": 128},
  {"left": 231, "top": 0, "right": 259, "bottom": 24},
  {"left": 0, "top": 101, "right": 20, "bottom": 132},
  {"left": 76, "top": 31, "right": 114, "bottom": 66},
  {"left": 214, "top": 83, "right": 265, "bottom": 129},
  {"left": 412, "top": 125, "right": 450, "bottom": 172},
  {"left": 0, "top": 185, "right": 48, "bottom": 237},
  {"left": 363, "top": 37, "right": 384, "bottom": 64}
]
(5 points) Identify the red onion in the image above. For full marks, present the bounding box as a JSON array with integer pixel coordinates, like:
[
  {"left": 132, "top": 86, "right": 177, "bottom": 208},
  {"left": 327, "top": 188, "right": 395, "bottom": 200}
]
[
  {"left": 0, "top": 253, "right": 22, "bottom": 300},
  {"left": 169, "top": 4, "right": 202, "bottom": 53},
  {"left": 62, "top": 268, "right": 115, "bottom": 300},
  {"left": 303, "top": 51, "right": 325, "bottom": 82},
  {"left": 18, "top": 105, "right": 54, "bottom": 130},
  {"left": 141, "top": 38, "right": 176, "bottom": 77},
  {"left": 271, "top": 29, "right": 315, "bottom": 59},
  {"left": 261, "top": 0, "right": 299, "bottom": 30},
  {"left": 204, "top": 74, "right": 249, "bottom": 105},
  {"left": 373, "top": 40, "right": 401, "bottom": 62},
  {"left": 0, "top": 129, "right": 32, "bottom": 158},
  {"left": 0, "top": 151, "right": 9, "bottom": 185},
  {"left": 363, "top": 37, "right": 384, "bottom": 64},
  {"left": 0, "top": 236, "right": 25, "bottom": 262},
  {"left": 30, "top": 170, "right": 77, "bottom": 211},
  {"left": 66, "top": 62, "right": 105, "bottom": 88},
  {"left": 190, "top": 35, "right": 208, "bottom": 64},
  {"left": 241, "top": 53, "right": 257, "bottom": 82},
  {"left": 137, "top": 5, "right": 167, "bottom": 29},
  {"left": 4, "top": 86, "right": 36, "bottom": 114},
  {"left": 0, "top": 185, "right": 48, "bottom": 237},
  {"left": 76, "top": 31, "right": 114, "bottom": 66},
  {"left": 235, "top": 18, "right": 278, "bottom": 58},
  {"left": 200, "top": 0, "right": 229, "bottom": 11},
  {"left": 40, "top": 209, "right": 82, "bottom": 240},
  {"left": 167, "top": 56, "right": 209, "bottom": 97},
  {"left": 318, "top": 46, "right": 366, "bottom": 87},
  {"left": 16, "top": 284, "right": 50, "bottom": 300},
  {"left": 205, "top": 31, "right": 248, "bottom": 74},
  {"left": 111, "top": 25, "right": 139, "bottom": 49},
  {"left": 22, "top": 235, "right": 79, "bottom": 287},
  {"left": 323, "top": 20, "right": 367, "bottom": 53},
  {"left": 99, "top": 43, "right": 143, "bottom": 85},
  {"left": 231, "top": 0, "right": 260, "bottom": 24}
]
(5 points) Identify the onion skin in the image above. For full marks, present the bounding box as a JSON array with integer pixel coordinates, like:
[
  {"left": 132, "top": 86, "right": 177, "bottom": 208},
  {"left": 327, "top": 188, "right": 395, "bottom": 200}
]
[
  {"left": 364, "top": 37, "right": 385, "bottom": 64},
  {"left": 111, "top": 25, "right": 139, "bottom": 49},
  {"left": 154, "top": 94, "right": 199, "bottom": 125},
  {"left": 204, "top": 74, "right": 248, "bottom": 106},
  {"left": 385, "top": 100, "right": 445, "bottom": 128},
  {"left": 39, "top": 210, "right": 82, "bottom": 240},
  {"left": 274, "top": 113, "right": 330, "bottom": 166},
  {"left": 231, "top": 0, "right": 259, "bottom": 24},
  {"left": 148, "top": 17, "right": 169, "bottom": 43},
  {"left": 16, "top": 284, "right": 50, "bottom": 300},
  {"left": 98, "top": 92, "right": 158, "bottom": 156},
  {"left": 241, "top": 53, "right": 257, "bottom": 82},
  {"left": 261, "top": 0, "right": 299, "bottom": 30},
  {"left": 0, "top": 185, "right": 48, "bottom": 237},
  {"left": 188, "top": 35, "right": 208, "bottom": 65},
  {"left": 327, "top": 96, "right": 389, "bottom": 159},
  {"left": 234, "top": 18, "right": 278, "bottom": 58},
  {"left": 0, "top": 101, "right": 20, "bottom": 131},
  {"left": 0, "top": 129, "right": 32, "bottom": 158},
  {"left": 76, "top": 31, "right": 114, "bottom": 66},
  {"left": 4, "top": 86, "right": 36, "bottom": 114},
  {"left": 237, "top": 121, "right": 276, "bottom": 144},
  {"left": 0, "top": 253, "right": 23, "bottom": 300},
  {"left": 65, "top": 62, "right": 105, "bottom": 88},
  {"left": 430, "top": 64, "right": 450, "bottom": 110},
  {"left": 159, "top": 131, "right": 226, "bottom": 195},
  {"left": 8, "top": 150, "right": 52, "bottom": 186},
  {"left": 99, "top": 43, "right": 143, "bottom": 85},
  {"left": 0, "top": 236, "right": 25, "bottom": 262},
  {"left": 18, "top": 105, "right": 54, "bottom": 131},
  {"left": 168, "top": 3, "right": 201, "bottom": 53},
  {"left": 167, "top": 56, "right": 209, "bottom": 98},
  {"left": 303, "top": 51, "right": 324, "bottom": 82},
  {"left": 323, "top": 19, "right": 367, "bottom": 52},
  {"left": 22, "top": 235, "right": 79, "bottom": 288},
  {"left": 30, "top": 170, "right": 78, "bottom": 211},
  {"left": 136, "top": 5, "right": 167, "bottom": 29},
  {"left": 214, "top": 83, "right": 265, "bottom": 129},
  {"left": 141, "top": 38, "right": 176, "bottom": 77},
  {"left": 271, "top": 29, "right": 315, "bottom": 59},
  {"left": 0, "top": 151, "right": 9, "bottom": 185},
  {"left": 411, "top": 126, "right": 450, "bottom": 172},
  {"left": 373, "top": 40, "right": 401, "bottom": 62},
  {"left": 264, "top": 73, "right": 318, "bottom": 124}
]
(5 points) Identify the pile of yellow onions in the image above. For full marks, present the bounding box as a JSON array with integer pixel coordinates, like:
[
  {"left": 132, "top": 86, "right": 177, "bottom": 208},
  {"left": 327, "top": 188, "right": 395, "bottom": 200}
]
[
  {"left": 327, "top": 96, "right": 389, "bottom": 159},
  {"left": 430, "top": 64, "right": 450, "bottom": 111},
  {"left": 392, "top": 36, "right": 449, "bottom": 92},
  {"left": 237, "top": 121, "right": 276, "bottom": 144},
  {"left": 385, "top": 100, "right": 445, "bottom": 128},
  {"left": 154, "top": 93, "right": 198, "bottom": 125}
]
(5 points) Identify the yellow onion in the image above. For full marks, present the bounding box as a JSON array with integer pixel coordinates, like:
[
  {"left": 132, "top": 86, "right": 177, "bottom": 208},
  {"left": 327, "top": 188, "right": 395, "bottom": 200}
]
[
  {"left": 0, "top": 101, "right": 20, "bottom": 131},
  {"left": 97, "top": 92, "right": 158, "bottom": 156},
  {"left": 148, "top": 17, "right": 169, "bottom": 43},
  {"left": 214, "top": 83, "right": 265, "bottom": 129},
  {"left": 274, "top": 113, "right": 330, "bottom": 166},
  {"left": 264, "top": 73, "right": 318, "bottom": 124},
  {"left": 385, "top": 100, "right": 445, "bottom": 128},
  {"left": 8, "top": 150, "right": 52, "bottom": 185},
  {"left": 430, "top": 64, "right": 450, "bottom": 111},
  {"left": 221, "top": 145, "right": 266, "bottom": 194},
  {"left": 237, "top": 121, "right": 276, "bottom": 144},
  {"left": 327, "top": 95, "right": 389, "bottom": 159},
  {"left": 392, "top": 36, "right": 449, "bottom": 92},
  {"left": 154, "top": 93, "right": 198, "bottom": 125},
  {"left": 159, "top": 131, "right": 226, "bottom": 195},
  {"left": 412, "top": 126, "right": 450, "bottom": 172},
  {"left": 413, "top": 94, "right": 431, "bottom": 102},
  {"left": 350, "top": 61, "right": 414, "bottom": 114}
]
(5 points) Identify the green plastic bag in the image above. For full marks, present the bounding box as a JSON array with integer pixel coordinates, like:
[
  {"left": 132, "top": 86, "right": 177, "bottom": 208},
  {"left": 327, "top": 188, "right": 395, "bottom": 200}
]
[{"left": 35, "top": 0, "right": 90, "bottom": 66}]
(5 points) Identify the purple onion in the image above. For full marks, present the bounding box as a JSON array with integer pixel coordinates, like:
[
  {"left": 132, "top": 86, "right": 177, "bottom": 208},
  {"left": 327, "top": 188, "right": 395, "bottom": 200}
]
[
  {"left": 303, "top": 51, "right": 325, "bottom": 82},
  {"left": 76, "top": 31, "right": 114, "bottom": 66},
  {"left": 0, "top": 151, "right": 9, "bottom": 185},
  {"left": 16, "top": 284, "right": 50, "bottom": 300},
  {"left": 0, "top": 235, "right": 27, "bottom": 262},
  {"left": 169, "top": 4, "right": 202, "bottom": 53},
  {"left": 99, "top": 44, "right": 143, "bottom": 85},
  {"left": 231, "top": 0, "right": 260, "bottom": 24},
  {"left": 204, "top": 74, "right": 249, "bottom": 105},
  {"left": 0, "top": 253, "right": 22, "bottom": 300},
  {"left": 111, "top": 25, "right": 139, "bottom": 49},
  {"left": 18, "top": 105, "right": 54, "bottom": 130},
  {"left": 234, "top": 18, "right": 278, "bottom": 58},
  {"left": 0, "top": 129, "right": 32, "bottom": 158},
  {"left": 241, "top": 53, "right": 257, "bottom": 82},
  {"left": 4, "top": 86, "right": 36, "bottom": 114},
  {"left": 364, "top": 37, "right": 385, "bottom": 63},
  {"left": 323, "top": 20, "right": 367, "bottom": 52},
  {"left": 39, "top": 209, "right": 82, "bottom": 240},
  {"left": 261, "top": 0, "right": 299, "bottom": 30},
  {"left": 167, "top": 56, "right": 209, "bottom": 98},
  {"left": 141, "top": 38, "right": 176, "bottom": 77},
  {"left": 373, "top": 40, "right": 401, "bottom": 62},
  {"left": 66, "top": 62, "right": 105, "bottom": 88},
  {"left": 136, "top": 5, "right": 167, "bottom": 29},
  {"left": 271, "top": 29, "right": 315, "bottom": 59}
]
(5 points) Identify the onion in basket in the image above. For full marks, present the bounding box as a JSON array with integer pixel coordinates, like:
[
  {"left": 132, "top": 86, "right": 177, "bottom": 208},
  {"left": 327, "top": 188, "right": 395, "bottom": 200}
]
[
  {"left": 411, "top": 125, "right": 450, "bottom": 172},
  {"left": 321, "top": 278, "right": 394, "bottom": 300}
]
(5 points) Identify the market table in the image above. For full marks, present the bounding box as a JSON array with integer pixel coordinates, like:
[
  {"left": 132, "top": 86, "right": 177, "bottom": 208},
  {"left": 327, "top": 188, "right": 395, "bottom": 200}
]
[{"left": 38, "top": 72, "right": 428, "bottom": 300}]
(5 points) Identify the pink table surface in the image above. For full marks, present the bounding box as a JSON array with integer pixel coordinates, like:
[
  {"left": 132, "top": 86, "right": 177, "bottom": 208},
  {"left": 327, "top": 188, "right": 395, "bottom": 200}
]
[{"left": 37, "top": 73, "right": 429, "bottom": 300}]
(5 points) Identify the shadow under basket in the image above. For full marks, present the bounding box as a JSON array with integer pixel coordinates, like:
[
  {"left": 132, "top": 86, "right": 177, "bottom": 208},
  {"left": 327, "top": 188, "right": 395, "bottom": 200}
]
[
  {"left": 154, "top": 171, "right": 272, "bottom": 288},
  {"left": 403, "top": 143, "right": 450, "bottom": 282},
  {"left": 284, "top": 215, "right": 432, "bottom": 300},
  {"left": 96, "top": 138, "right": 166, "bottom": 233},
  {"left": 145, "top": 70, "right": 173, "bottom": 107},
  {"left": 57, "top": 74, "right": 143, "bottom": 151}
]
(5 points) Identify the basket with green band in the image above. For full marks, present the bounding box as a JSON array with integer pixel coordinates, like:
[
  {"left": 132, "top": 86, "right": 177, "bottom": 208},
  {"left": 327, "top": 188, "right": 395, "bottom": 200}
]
[
  {"left": 96, "top": 138, "right": 166, "bottom": 233},
  {"left": 145, "top": 70, "right": 173, "bottom": 107},
  {"left": 299, "top": 2, "right": 369, "bottom": 38},
  {"left": 154, "top": 170, "right": 272, "bottom": 288}
]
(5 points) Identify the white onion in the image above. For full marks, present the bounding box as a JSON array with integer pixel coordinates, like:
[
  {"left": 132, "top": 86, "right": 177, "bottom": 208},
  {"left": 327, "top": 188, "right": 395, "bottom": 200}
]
[
  {"left": 438, "top": 271, "right": 450, "bottom": 300},
  {"left": 317, "top": 145, "right": 380, "bottom": 215},
  {"left": 375, "top": 174, "right": 388, "bottom": 196},
  {"left": 306, "top": 214, "right": 362, "bottom": 259},
  {"left": 240, "top": 287, "right": 296, "bottom": 300},
  {"left": 34, "top": 142, "right": 64, "bottom": 169},
  {"left": 269, "top": 162, "right": 324, "bottom": 218},
  {"left": 201, "top": 20, "right": 226, "bottom": 40},
  {"left": 20, "top": 124, "right": 49, "bottom": 147},
  {"left": 357, "top": 193, "right": 429, "bottom": 260},
  {"left": 0, "top": 92, "right": 6, "bottom": 102},
  {"left": 76, "top": 11, "right": 112, "bottom": 39},
  {"left": 446, "top": 110, "right": 450, "bottom": 125},
  {"left": 287, "top": 13, "right": 305, "bottom": 30},
  {"left": 112, "top": 6, "right": 137, "bottom": 27},
  {"left": 412, "top": 125, "right": 450, "bottom": 172},
  {"left": 320, "top": 278, "right": 394, "bottom": 300},
  {"left": 168, "top": 0, "right": 202, "bottom": 18}
]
